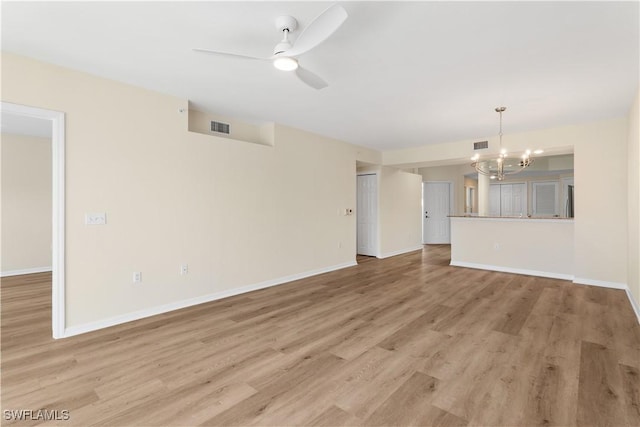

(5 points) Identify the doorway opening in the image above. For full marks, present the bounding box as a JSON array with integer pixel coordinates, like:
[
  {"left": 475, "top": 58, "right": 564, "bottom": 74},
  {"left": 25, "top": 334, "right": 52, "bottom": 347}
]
[{"left": 1, "top": 102, "right": 65, "bottom": 339}]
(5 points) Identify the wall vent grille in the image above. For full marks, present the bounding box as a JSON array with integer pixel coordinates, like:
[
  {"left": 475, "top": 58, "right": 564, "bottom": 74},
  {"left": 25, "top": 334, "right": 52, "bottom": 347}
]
[
  {"left": 473, "top": 140, "right": 489, "bottom": 150},
  {"left": 211, "top": 121, "right": 230, "bottom": 134}
]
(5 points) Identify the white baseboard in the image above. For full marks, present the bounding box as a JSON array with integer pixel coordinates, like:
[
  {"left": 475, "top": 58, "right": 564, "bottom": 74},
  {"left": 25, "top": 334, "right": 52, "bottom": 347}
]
[
  {"left": 450, "top": 261, "right": 573, "bottom": 281},
  {"left": 624, "top": 288, "right": 640, "bottom": 325},
  {"left": 377, "top": 245, "right": 423, "bottom": 259},
  {"left": 573, "top": 277, "right": 639, "bottom": 325},
  {"left": 63, "top": 260, "right": 357, "bottom": 338},
  {"left": 1, "top": 266, "right": 52, "bottom": 277},
  {"left": 572, "top": 277, "right": 627, "bottom": 290},
  {"left": 452, "top": 264, "right": 639, "bottom": 324}
]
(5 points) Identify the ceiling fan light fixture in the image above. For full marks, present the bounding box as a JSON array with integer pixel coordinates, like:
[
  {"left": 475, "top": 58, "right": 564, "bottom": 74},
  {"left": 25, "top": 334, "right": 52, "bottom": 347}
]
[{"left": 273, "top": 56, "right": 298, "bottom": 71}]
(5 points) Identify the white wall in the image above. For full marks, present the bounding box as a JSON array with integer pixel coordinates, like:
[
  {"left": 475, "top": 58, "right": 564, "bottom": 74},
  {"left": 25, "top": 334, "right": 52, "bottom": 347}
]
[
  {"left": 379, "top": 167, "right": 422, "bottom": 258},
  {"left": 628, "top": 89, "right": 639, "bottom": 310},
  {"left": 1, "top": 133, "right": 52, "bottom": 274},
  {"left": 1, "top": 53, "right": 384, "bottom": 331}
]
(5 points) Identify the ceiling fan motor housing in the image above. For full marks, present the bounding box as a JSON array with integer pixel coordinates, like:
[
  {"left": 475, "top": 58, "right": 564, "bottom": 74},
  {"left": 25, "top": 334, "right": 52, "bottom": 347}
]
[
  {"left": 274, "top": 16, "right": 297, "bottom": 54},
  {"left": 275, "top": 15, "right": 297, "bottom": 32},
  {"left": 273, "top": 41, "right": 292, "bottom": 55}
]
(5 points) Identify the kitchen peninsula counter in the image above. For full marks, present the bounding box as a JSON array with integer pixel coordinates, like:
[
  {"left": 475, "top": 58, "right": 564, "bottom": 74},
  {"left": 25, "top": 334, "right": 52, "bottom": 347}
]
[{"left": 449, "top": 215, "right": 574, "bottom": 280}]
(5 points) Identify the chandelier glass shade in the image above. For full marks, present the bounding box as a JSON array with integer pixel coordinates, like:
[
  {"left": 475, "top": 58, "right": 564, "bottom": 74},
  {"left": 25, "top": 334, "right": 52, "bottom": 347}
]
[{"left": 471, "top": 107, "right": 535, "bottom": 181}]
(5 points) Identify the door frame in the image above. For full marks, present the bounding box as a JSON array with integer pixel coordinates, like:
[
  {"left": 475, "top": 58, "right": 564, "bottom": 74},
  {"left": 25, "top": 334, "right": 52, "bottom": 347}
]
[
  {"left": 422, "top": 181, "right": 454, "bottom": 244},
  {"left": 2, "top": 102, "right": 66, "bottom": 339},
  {"left": 561, "top": 176, "right": 575, "bottom": 218}
]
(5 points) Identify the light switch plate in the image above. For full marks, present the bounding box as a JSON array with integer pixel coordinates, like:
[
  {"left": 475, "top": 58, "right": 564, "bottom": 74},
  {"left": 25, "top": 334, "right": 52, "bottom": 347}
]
[{"left": 85, "top": 212, "right": 106, "bottom": 225}]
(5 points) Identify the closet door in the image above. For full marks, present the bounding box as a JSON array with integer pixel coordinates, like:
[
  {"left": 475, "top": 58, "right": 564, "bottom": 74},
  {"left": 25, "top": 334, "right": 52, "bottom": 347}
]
[
  {"left": 533, "top": 181, "right": 559, "bottom": 216},
  {"left": 357, "top": 174, "right": 378, "bottom": 256},
  {"left": 489, "top": 185, "right": 501, "bottom": 216},
  {"left": 511, "top": 183, "right": 526, "bottom": 216}
]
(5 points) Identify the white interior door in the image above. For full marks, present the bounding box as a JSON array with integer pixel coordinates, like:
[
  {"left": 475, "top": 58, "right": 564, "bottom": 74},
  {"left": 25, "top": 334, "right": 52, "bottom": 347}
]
[
  {"left": 533, "top": 181, "right": 560, "bottom": 216},
  {"left": 490, "top": 183, "right": 526, "bottom": 216},
  {"left": 357, "top": 174, "right": 377, "bottom": 256},
  {"left": 423, "top": 182, "right": 451, "bottom": 244}
]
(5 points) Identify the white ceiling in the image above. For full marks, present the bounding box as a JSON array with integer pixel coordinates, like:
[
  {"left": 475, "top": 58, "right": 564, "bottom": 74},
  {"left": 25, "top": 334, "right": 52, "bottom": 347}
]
[{"left": 1, "top": 1, "right": 638, "bottom": 151}]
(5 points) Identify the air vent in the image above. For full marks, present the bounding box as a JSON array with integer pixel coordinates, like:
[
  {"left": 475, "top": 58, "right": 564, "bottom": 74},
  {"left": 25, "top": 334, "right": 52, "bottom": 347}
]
[
  {"left": 473, "top": 140, "right": 488, "bottom": 150},
  {"left": 210, "top": 121, "right": 230, "bottom": 134}
]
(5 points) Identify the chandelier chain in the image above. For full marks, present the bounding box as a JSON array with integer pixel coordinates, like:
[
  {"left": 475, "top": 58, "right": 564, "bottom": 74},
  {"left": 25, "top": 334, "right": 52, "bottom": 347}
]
[{"left": 496, "top": 106, "right": 505, "bottom": 151}]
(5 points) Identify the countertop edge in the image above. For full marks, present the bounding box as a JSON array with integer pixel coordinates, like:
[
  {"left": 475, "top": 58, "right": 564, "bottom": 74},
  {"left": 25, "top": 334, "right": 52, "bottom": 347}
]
[{"left": 449, "top": 216, "right": 574, "bottom": 224}]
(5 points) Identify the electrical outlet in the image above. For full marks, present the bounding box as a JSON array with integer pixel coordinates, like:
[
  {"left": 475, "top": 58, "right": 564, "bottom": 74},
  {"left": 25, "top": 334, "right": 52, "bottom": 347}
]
[
  {"left": 180, "top": 264, "right": 188, "bottom": 275},
  {"left": 133, "top": 272, "right": 142, "bottom": 283}
]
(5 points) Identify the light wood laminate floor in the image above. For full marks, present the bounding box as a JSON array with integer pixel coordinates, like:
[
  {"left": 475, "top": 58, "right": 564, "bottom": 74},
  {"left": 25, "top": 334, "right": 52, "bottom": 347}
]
[{"left": 2, "top": 245, "right": 639, "bottom": 426}]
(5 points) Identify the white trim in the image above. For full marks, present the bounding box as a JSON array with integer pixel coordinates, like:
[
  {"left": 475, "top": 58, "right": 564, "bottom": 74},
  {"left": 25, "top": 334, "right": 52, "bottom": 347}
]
[
  {"left": 62, "top": 260, "right": 357, "bottom": 338},
  {"left": 450, "top": 262, "right": 639, "bottom": 325},
  {"left": 1, "top": 267, "right": 53, "bottom": 277},
  {"left": 572, "top": 277, "right": 627, "bottom": 290},
  {"left": 1, "top": 102, "right": 65, "bottom": 339},
  {"left": 572, "top": 278, "right": 639, "bottom": 325},
  {"left": 624, "top": 288, "right": 640, "bottom": 325},
  {"left": 450, "top": 261, "right": 574, "bottom": 281},
  {"left": 377, "top": 245, "right": 423, "bottom": 259}
]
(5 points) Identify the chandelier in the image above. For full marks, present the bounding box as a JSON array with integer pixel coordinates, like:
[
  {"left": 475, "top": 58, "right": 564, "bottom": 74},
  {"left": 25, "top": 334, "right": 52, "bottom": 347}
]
[{"left": 471, "top": 107, "right": 537, "bottom": 181}]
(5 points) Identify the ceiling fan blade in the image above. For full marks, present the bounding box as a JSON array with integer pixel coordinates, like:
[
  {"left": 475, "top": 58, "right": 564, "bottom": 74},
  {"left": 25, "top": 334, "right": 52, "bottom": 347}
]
[
  {"left": 295, "top": 66, "right": 328, "bottom": 90},
  {"left": 192, "top": 48, "right": 267, "bottom": 61},
  {"left": 285, "top": 4, "right": 347, "bottom": 57}
]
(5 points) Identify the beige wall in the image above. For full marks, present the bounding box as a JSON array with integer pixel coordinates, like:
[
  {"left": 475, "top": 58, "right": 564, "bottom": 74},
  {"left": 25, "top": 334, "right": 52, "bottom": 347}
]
[
  {"left": 391, "top": 119, "right": 628, "bottom": 288},
  {"left": 1, "top": 133, "right": 52, "bottom": 273},
  {"left": 573, "top": 119, "right": 628, "bottom": 285},
  {"left": 3, "top": 51, "right": 635, "bottom": 330},
  {"left": 188, "top": 108, "right": 274, "bottom": 146},
  {"left": 628, "top": 89, "right": 640, "bottom": 309},
  {"left": 356, "top": 165, "right": 422, "bottom": 258},
  {"left": 379, "top": 167, "right": 422, "bottom": 257},
  {"left": 383, "top": 124, "right": 575, "bottom": 168},
  {"left": 451, "top": 218, "right": 574, "bottom": 278},
  {"left": 1, "top": 53, "right": 387, "bottom": 329}
]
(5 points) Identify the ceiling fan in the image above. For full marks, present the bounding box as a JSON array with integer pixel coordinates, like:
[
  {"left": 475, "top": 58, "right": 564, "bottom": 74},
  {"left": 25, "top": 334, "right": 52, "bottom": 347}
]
[{"left": 193, "top": 4, "right": 348, "bottom": 90}]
